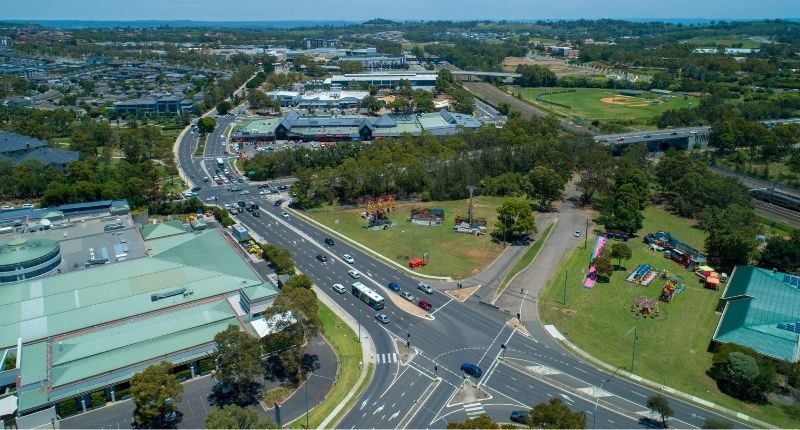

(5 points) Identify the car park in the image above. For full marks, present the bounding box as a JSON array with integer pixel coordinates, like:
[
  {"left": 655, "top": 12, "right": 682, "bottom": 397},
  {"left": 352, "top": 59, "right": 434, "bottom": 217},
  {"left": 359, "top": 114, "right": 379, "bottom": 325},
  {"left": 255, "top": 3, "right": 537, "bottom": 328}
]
[
  {"left": 418, "top": 282, "right": 433, "bottom": 294},
  {"left": 332, "top": 283, "right": 346, "bottom": 294},
  {"left": 460, "top": 363, "right": 482, "bottom": 378},
  {"left": 324, "top": 237, "right": 335, "bottom": 246},
  {"left": 418, "top": 299, "right": 432, "bottom": 311},
  {"left": 348, "top": 269, "right": 361, "bottom": 279},
  {"left": 342, "top": 254, "right": 355, "bottom": 264},
  {"left": 375, "top": 313, "right": 389, "bottom": 324},
  {"left": 401, "top": 291, "right": 415, "bottom": 302},
  {"left": 387, "top": 281, "right": 401, "bottom": 292}
]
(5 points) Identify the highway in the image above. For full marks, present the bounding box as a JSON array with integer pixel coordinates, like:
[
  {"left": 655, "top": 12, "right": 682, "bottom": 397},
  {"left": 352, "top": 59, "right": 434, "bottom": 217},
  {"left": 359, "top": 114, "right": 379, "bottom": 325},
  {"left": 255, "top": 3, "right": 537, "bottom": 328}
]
[{"left": 174, "top": 115, "right": 750, "bottom": 429}]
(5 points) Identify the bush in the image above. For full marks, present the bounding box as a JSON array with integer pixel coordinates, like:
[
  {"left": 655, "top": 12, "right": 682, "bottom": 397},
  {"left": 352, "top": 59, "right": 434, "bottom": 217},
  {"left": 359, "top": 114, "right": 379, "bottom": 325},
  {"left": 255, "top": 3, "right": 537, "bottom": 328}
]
[
  {"left": 199, "top": 358, "right": 215, "bottom": 373},
  {"left": 174, "top": 369, "right": 192, "bottom": 381},
  {"left": 262, "top": 387, "right": 293, "bottom": 406},
  {"left": 56, "top": 399, "right": 78, "bottom": 418},
  {"left": 114, "top": 386, "right": 131, "bottom": 400},
  {"left": 90, "top": 390, "right": 106, "bottom": 408}
]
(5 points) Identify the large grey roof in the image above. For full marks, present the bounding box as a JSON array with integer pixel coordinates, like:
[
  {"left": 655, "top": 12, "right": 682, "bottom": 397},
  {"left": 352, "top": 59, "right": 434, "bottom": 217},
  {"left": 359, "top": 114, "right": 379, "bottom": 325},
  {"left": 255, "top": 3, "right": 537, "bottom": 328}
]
[
  {"left": 0, "top": 132, "right": 47, "bottom": 155},
  {"left": 16, "top": 147, "right": 80, "bottom": 167}
]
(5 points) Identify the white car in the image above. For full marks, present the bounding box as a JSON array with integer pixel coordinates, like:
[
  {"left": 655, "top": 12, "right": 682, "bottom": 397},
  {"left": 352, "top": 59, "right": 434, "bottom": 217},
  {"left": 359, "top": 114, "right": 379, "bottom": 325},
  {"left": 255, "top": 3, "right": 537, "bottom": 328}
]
[
  {"left": 332, "top": 283, "right": 346, "bottom": 294},
  {"left": 342, "top": 254, "right": 355, "bottom": 264},
  {"left": 205, "top": 196, "right": 217, "bottom": 202},
  {"left": 281, "top": 212, "right": 289, "bottom": 219},
  {"left": 574, "top": 230, "right": 581, "bottom": 237},
  {"left": 223, "top": 203, "right": 231, "bottom": 209},
  {"left": 348, "top": 269, "right": 361, "bottom": 279}
]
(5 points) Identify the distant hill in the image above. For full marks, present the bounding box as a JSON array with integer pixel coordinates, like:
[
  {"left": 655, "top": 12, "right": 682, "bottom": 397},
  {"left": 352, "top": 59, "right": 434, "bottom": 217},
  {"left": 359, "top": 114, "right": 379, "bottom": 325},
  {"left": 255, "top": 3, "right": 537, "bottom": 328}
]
[
  {"left": 362, "top": 18, "right": 399, "bottom": 26},
  {"left": 0, "top": 20, "right": 358, "bottom": 29}
]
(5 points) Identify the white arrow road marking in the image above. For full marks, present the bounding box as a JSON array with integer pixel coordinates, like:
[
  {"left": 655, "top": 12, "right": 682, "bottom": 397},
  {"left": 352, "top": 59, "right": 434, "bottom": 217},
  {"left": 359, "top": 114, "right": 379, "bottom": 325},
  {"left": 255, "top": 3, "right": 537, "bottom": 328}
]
[
  {"left": 373, "top": 405, "right": 385, "bottom": 415},
  {"left": 389, "top": 411, "right": 400, "bottom": 421}
]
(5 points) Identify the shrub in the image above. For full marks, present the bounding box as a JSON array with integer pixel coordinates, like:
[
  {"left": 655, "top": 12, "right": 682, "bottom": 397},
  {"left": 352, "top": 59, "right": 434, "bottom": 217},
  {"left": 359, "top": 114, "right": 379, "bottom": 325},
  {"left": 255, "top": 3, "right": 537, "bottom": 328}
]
[
  {"left": 90, "top": 390, "right": 106, "bottom": 408},
  {"left": 199, "top": 358, "right": 215, "bottom": 373},
  {"left": 56, "top": 399, "right": 78, "bottom": 418}
]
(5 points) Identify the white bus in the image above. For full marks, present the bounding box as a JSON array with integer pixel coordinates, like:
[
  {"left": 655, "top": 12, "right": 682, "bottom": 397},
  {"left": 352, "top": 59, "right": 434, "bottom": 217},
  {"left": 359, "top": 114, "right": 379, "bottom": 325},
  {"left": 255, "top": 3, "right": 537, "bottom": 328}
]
[
  {"left": 216, "top": 158, "right": 225, "bottom": 169},
  {"left": 351, "top": 282, "right": 385, "bottom": 310}
]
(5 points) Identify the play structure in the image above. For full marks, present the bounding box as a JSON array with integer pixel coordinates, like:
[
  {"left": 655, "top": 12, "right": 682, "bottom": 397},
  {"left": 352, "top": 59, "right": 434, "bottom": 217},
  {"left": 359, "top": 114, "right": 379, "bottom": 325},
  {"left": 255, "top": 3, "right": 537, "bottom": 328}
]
[
  {"left": 362, "top": 194, "right": 397, "bottom": 228},
  {"left": 643, "top": 231, "right": 706, "bottom": 270},
  {"left": 696, "top": 265, "right": 725, "bottom": 290},
  {"left": 453, "top": 215, "right": 487, "bottom": 235},
  {"left": 626, "top": 263, "right": 659, "bottom": 286},
  {"left": 410, "top": 207, "right": 444, "bottom": 226},
  {"left": 630, "top": 296, "right": 660, "bottom": 319},
  {"left": 584, "top": 235, "right": 607, "bottom": 289},
  {"left": 659, "top": 271, "right": 686, "bottom": 302}
]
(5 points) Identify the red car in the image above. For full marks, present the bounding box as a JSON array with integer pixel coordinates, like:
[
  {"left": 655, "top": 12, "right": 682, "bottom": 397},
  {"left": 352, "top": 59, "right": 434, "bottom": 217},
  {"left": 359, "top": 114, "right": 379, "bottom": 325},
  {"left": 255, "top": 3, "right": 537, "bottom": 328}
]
[{"left": 418, "top": 300, "right": 432, "bottom": 311}]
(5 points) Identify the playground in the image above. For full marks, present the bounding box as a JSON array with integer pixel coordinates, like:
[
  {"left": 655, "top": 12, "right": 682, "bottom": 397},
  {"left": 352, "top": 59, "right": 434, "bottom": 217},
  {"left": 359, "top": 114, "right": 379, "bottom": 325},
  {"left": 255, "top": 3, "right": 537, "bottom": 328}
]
[
  {"left": 517, "top": 87, "right": 698, "bottom": 125},
  {"left": 304, "top": 196, "right": 510, "bottom": 279}
]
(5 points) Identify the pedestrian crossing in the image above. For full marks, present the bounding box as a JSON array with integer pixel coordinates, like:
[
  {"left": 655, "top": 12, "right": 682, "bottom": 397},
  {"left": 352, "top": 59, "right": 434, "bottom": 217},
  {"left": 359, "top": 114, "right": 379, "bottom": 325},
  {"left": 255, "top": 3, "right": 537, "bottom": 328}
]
[
  {"left": 377, "top": 353, "right": 397, "bottom": 364},
  {"left": 463, "top": 402, "right": 485, "bottom": 417}
]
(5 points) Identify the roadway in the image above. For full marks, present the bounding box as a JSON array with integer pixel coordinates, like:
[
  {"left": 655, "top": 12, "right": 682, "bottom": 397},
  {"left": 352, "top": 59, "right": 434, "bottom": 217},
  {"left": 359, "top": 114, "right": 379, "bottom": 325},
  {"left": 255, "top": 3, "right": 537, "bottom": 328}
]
[{"left": 173, "top": 110, "right": 750, "bottom": 429}]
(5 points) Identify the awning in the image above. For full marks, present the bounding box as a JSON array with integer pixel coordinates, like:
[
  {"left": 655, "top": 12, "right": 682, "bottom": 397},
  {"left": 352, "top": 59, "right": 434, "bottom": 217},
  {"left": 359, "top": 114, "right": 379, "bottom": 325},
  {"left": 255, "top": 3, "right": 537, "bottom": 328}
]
[
  {"left": 698, "top": 265, "right": 714, "bottom": 272},
  {"left": 0, "top": 394, "right": 17, "bottom": 416}
]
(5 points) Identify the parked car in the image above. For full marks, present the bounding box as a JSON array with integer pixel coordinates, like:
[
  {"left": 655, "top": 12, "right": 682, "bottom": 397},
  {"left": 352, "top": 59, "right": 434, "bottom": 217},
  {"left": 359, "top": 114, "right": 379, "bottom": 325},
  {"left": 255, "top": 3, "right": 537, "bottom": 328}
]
[
  {"left": 375, "top": 313, "right": 389, "bottom": 324},
  {"left": 348, "top": 269, "right": 361, "bottom": 279},
  {"left": 418, "top": 282, "right": 433, "bottom": 294},
  {"left": 342, "top": 254, "right": 355, "bottom": 264},
  {"left": 401, "top": 291, "right": 415, "bottom": 302},
  {"left": 387, "top": 281, "right": 401, "bottom": 292},
  {"left": 332, "top": 283, "right": 346, "bottom": 294},
  {"left": 316, "top": 254, "right": 328, "bottom": 262},
  {"left": 418, "top": 299, "right": 432, "bottom": 311},
  {"left": 324, "top": 237, "right": 335, "bottom": 246}
]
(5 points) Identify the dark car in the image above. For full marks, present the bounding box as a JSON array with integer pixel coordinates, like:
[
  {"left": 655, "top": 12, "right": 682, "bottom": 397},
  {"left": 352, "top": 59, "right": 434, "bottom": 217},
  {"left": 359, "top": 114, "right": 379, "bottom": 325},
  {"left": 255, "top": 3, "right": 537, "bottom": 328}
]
[
  {"left": 253, "top": 211, "right": 261, "bottom": 217},
  {"left": 387, "top": 281, "right": 401, "bottom": 292},
  {"left": 316, "top": 254, "right": 328, "bottom": 262},
  {"left": 460, "top": 363, "right": 482, "bottom": 378},
  {"left": 278, "top": 185, "right": 288, "bottom": 190},
  {"left": 191, "top": 186, "right": 202, "bottom": 192},
  {"left": 324, "top": 237, "right": 335, "bottom": 246},
  {"left": 274, "top": 199, "right": 283, "bottom": 207},
  {"left": 510, "top": 410, "right": 530, "bottom": 425}
]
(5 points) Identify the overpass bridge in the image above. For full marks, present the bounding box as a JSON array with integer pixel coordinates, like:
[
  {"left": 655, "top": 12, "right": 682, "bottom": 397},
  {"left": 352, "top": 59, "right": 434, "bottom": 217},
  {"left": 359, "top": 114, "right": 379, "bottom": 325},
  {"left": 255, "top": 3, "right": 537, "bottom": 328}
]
[
  {"left": 451, "top": 70, "right": 521, "bottom": 80},
  {"left": 594, "top": 126, "right": 711, "bottom": 153}
]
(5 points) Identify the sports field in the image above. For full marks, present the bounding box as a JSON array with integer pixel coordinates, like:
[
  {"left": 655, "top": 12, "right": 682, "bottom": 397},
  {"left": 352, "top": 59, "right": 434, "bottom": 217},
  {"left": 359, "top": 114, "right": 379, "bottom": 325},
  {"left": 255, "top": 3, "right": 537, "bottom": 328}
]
[{"left": 518, "top": 87, "right": 698, "bottom": 124}]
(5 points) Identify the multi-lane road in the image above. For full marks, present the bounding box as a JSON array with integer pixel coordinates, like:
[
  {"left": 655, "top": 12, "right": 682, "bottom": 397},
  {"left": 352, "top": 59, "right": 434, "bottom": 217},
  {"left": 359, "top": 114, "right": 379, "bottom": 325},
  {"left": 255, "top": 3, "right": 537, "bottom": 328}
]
[{"left": 175, "top": 116, "right": 749, "bottom": 429}]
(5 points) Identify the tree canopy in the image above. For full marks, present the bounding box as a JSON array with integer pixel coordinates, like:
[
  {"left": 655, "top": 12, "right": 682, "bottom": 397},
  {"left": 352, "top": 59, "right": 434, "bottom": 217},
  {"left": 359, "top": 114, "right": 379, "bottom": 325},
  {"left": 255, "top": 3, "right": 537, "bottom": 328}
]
[
  {"left": 205, "top": 404, "right": 278, "bottom": 429},
  {"left": 213, "top": 325, "right": 264, "bottom": 405},
  {"left": 493, "top": 198, "right": 536, "bottom": 241},
  {"left": 131, "top": 361, "right": 183, "bottom": 429},
  {"left": 529, "top": 398, "right": 586, "bottom": 429}
]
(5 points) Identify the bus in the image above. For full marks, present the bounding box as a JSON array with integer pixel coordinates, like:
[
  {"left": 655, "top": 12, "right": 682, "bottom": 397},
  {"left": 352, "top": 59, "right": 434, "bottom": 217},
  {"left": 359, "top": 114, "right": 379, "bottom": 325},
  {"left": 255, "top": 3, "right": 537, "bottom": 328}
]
[
  {"left": 351, "top": 282, "right": 385, "bottom": 310},
  {"left": 216, "top": 158, "right": 225, "bottom": 169}
]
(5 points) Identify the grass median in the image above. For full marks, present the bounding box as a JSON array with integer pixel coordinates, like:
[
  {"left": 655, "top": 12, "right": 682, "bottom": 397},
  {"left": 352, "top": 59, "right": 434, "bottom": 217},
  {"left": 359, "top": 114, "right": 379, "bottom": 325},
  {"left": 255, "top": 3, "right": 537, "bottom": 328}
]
[
  {"left": 496, "top": 220, "right": 554, "bottom": 296},
  {"left": 290, "top": 301, "right": 367, "bottom": 428}
]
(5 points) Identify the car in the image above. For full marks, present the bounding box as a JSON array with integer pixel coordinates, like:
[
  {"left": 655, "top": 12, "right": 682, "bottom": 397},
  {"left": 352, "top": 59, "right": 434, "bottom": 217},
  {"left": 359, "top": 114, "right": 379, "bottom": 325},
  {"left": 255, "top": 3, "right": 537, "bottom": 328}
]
[
  {"left": 375, "top": 313, "right": 389, "bottom": 324},
  {"left": 644, "top": 134, "right": 652, "bottom": 139},
  {"left": 253, "top": 211, "right": 261, "bottom": 217},
  {"left": 203, "top": 177, "right": 209, "bottom": 182},
  {"left": 387, "top": 281, "right": 401, "bottom": 292},
  {"left": 191, "top": 186, "right": 202, "bottom": 192},
  {"left": 223, "top": 203, "right": 231, "bottom": 209},
  {"left": 418, "top": 282, "right": 433, "bottom": 294},
  {"left": 274, "top": 200, "right": 283, "bottom": 207},
  {"left": 510, "top": 410, "right": 530, "bottom": 425},
  {"left": 332, "top": 283, "right": 346, "bottom": 294},
  {"left": 21, "top": 203, "right": 34, "bottom": 209},
  {"left": 316, "top": 254, "right": 328, "bottom": 262},
  {"left": 324, "top": 237, "right": 335, "bottom": 246},
  {"left": 281, "top": 211, "right": 289, "bottom": 219},
  {"left": 259, "top": 190, "right": 267, "bottom": 195},
  {"left": 401, "top": 291, "right": 415, "bottom": 302},
  {"left": 460, "top": 363, "right": 482, "bottom": 378},
  {"left": 348, "top": 269, "right": 361, "bottom": 279},
  {"left": 239, "top": 190, "right": 250, "bottom": 195},
  {"left": 205, "top": 196, "right": 217, "bottom": 202},
  {"left": 278, "top": 185, "right": 288, "bottom": 190},
  {"left": 671, "top": 131, "right": 678, "bottom": 135},
  {"left": 245, "top": 206, "right": 253, "bottom": 212},
  {"left": 342, "top": 254, "right": 355, "bottom": 264},
  {"left": 574, "top": 230, "right": 581, "bottom": 237},
  {"left": 418, "top": 299, "right": 432, "bottom": 311}
]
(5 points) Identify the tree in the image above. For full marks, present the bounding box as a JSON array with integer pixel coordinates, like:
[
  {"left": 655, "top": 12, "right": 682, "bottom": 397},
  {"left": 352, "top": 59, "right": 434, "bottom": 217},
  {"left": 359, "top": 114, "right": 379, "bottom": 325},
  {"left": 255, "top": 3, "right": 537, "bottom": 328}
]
[
  {"left": 273, "top": 286, "right": 321, "bottom": 337},
  {"left": 205, "top": 404, "right": 277, "bottom": 429},
  {"left": 436, "top": 69, "right": 455, "bottom": 93},
  {"left": 704, "top": 205, "right": 759, "bottom": 272},
  {"left": 131, "top": 361, "right": 183, "bottom": 429},
  {"left": 610, "top": 243, "right": 632, "bottom": 269},
  {"left": 246, "top": 90, "right": 270, "bottom": 110},
  {"left": 516, "top": 64, "right": 558, "bottom": 87},
  {"left": 709, "top": 351, "right": 776, "bottom": 402},
  {"left": 529, "top": 398, "right": 586, "bottom": 429},
  {"left": 602, "top": 183, "right": 644, "bottom": 234},
  {"left": 213, "top": 325, "right": 264, "bottom": 405},
  {"left": 702, "top": 418, "right": 733, "bottom": 429},
  {"left": 493, "top": 198, "right": 536, "bottom": 242},
  {"left": 576, "top": 147, "right": 614, "bottom": 205},
  {"left": 646, "top": 395, "right": 673, "bottom": 428},
  {"left": 283, "top": 274, "right": 313, "bottom": 290},
  {"left": 528, "top": 165, "right": 565, "bottom": 209},
  {"left": 593, "top": 256, "right": 614, "bottom": 280},
  {"left": 758, "top": 232, "right": 800, "bottom": 273},
  {"left": 197, "top": 117, "right": 217, "bottom": 134},
  {"left": 362, "top": 95, "right": 382, "bottom": 114},
  {"left": 216, "top": 101, "right": 232, "bottom": 115}
]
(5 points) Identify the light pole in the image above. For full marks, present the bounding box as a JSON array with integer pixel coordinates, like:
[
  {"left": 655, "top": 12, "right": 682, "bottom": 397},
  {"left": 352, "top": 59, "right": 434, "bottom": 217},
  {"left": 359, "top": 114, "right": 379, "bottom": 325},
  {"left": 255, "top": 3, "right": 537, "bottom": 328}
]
[
  {"left": 357, "top": 307, "right": 361, "bottom": 343},
  {"left": 593, "top": 366, "right": 624, "bottom": 429},
  {"left": 304, "top": 371, "right": 335, "bottom": 429},
  {"left": 628, "top": 326, "right": 639, "bottom": 374},
  {"left": 563, "top": 268, "right": 568, "bottom": 305}
]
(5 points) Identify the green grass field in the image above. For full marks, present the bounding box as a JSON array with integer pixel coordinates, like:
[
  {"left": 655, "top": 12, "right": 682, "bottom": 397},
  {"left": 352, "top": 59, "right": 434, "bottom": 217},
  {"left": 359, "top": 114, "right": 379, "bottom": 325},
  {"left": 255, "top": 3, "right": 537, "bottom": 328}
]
[
  {"left": 519, "top": 88, "right": 699, "bottom": 125},
  {"left": 304, "top": 197, "right": 510, "bottom": 279},
  {"left": 681, "top": 37, "right": 763, "bottom": 49},
  {"left": 538, "top": 206, "right": 798, "bottom": 427}
]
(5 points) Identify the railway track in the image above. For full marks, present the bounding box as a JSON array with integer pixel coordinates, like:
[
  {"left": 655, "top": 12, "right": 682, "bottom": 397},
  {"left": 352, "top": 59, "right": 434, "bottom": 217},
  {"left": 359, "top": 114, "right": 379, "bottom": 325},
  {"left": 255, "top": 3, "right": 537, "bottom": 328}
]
[{"left": 754, "top": 200, "right": 800, "bottom": 228}]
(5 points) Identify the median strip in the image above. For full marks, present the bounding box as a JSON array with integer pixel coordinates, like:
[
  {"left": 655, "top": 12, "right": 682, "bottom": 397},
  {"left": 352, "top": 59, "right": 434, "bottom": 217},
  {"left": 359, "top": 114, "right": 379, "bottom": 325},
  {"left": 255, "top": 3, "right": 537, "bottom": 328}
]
[{"left": 494, "top": 219, "right": 556, "bottom": 300}]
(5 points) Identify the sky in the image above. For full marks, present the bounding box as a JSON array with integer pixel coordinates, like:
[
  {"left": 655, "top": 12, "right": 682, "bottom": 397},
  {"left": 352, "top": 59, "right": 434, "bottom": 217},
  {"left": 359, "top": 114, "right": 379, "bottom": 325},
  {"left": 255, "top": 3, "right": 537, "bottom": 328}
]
[{"left": 4, "top": 0, "right": 799, "bottom": 21}]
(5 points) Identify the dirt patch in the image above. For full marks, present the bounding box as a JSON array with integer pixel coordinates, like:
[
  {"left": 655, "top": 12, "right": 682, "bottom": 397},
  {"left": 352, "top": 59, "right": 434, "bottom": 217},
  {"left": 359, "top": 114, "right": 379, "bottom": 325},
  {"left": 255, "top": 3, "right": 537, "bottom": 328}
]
[
  {"left": 394, "top": 339, "right": 418, "bottom": 364},
  {"left": 450, "top": 379, "right": 491, "bottom": 405},
  {"left": 446, "top": 285, "right": 481, "bottom": 302},
  {"left": 600, "top": 95, "right": 655, "bottom": 107},
  {"left": 502, "top": 57, "right": 598, "bottom": 78},
  {"left": 507, "top": 318, "right": 531, "bottom": 336},
  {"left": 385, "top": 289, "right": 433, "bottom": 319}
]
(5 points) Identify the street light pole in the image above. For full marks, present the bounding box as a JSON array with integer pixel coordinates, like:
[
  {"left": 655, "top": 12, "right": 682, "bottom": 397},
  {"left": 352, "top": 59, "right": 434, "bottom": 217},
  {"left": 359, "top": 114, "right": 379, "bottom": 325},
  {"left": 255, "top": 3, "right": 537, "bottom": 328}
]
[
  {"left": 357, "top": 307, "right": 361, "bottom": 343},
  {"left": 631, "top": 326, "right": 638, "bottom": 374},
  {"left": 305, "top": 373, "right": 309, "bottom": 429},
  {"left": 584, "top": 218, "right": 589, "bottom": 250},
  {"left": 563, "top": 268, "right": 568, "bottom": 305},
  {"left": 592, "top": 366, "right": 623, "bottom": 429}
]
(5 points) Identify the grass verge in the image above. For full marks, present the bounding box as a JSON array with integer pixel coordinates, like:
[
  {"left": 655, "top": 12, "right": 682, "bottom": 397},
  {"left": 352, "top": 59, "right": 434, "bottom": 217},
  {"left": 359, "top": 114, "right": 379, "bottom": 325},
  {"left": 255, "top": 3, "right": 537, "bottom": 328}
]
[
  {"left": 497, "top": 221, "right": 555, "bottom": 295},
  {"left": 538, "top": 206, "right": 798, "bottom": 427},
  {"left": 194, "top": 134, "right": 207, "bottom": 157},
  {"left": 304, "top": 197, "right": 508, "bottom": 279},
  {"left": 289, "top": 301, "right": 366, "bottom": 428},
  {"left": 263, "top": 386, "right": 293, "bottom": 406}
]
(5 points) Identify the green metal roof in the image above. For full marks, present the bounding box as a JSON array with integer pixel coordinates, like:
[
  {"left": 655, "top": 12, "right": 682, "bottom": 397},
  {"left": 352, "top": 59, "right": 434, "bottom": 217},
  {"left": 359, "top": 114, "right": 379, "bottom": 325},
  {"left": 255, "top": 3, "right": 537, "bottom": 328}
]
[
  {"left": 713, "top": 266, "right": 800, "bottom": 362},
  {"left": 0, "top": 229, "right": 264, "bottom": 348},
  {"left": 0, "top": 238, "right": 59, "bottom": 268},
  {"left": 140, "top": 220, "right": 186, "bottom": 240}
]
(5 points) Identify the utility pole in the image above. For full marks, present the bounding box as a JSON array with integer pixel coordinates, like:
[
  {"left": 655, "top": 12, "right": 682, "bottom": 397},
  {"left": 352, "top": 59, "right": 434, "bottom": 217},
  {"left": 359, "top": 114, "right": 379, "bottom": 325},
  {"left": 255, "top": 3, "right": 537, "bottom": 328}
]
[
  {"left": 563, "top": 268, "right": 568, "bottom": 305},
  {"left": 628, "top": 327, "right": 639, "bottom": 374},
  {"left": 584, "top": 218, "right": 589, "bottom": 250},
  {"left": 466, "top": 185, "right": 477, "bottom": 226}
]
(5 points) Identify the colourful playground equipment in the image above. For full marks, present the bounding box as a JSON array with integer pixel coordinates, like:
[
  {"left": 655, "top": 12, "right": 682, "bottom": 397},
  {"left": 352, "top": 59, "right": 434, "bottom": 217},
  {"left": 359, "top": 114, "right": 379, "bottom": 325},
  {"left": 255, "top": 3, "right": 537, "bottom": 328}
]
[
  {"left": 630, "top": 296, "right": 660, "bottom": 318},
  {"left": 584, "top": 235, "right": 607, "bottom": 289},
  {"left": 658, "top": 271, "right": 685, "bottom": 302},
  {"left": 626, "top": 264, "right": 659, "bottom": 286},
  {"left": 644, "top": 231, "right": 705, "bottom": 270}
]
